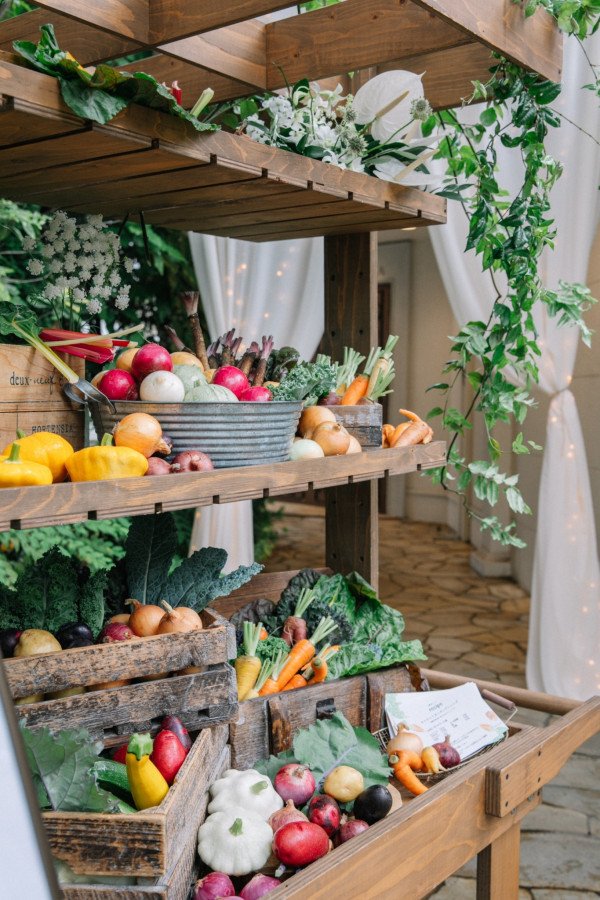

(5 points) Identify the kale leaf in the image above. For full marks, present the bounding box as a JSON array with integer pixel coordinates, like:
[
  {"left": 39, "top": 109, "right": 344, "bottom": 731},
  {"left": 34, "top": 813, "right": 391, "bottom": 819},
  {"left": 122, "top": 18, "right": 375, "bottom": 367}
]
[{"left": 270, "top": 359, "right": 336, "bottom": 404}]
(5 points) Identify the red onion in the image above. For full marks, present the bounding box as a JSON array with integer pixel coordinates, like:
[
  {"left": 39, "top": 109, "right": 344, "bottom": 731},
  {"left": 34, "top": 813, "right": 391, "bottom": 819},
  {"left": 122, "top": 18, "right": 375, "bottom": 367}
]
[
  {"left": 145, "top": 457, "right": 172, "bottom": 476},
  {"left": 268, "top": 798, "right": 309, "bottom": 834},
  {"left": 274, "top": 763, "right": 316, "bottom": 806},
  {"left": 96, "top": 622, "right": 134, "bottom": 643},
  {"left": 240, "top": 874, "right": 282, "bottom": 899},
  {"left": 170, "top": 450, "right": 214, "bottom": 473},
  {"left": 333, "top": 818, "right": 369, "bottom": 845},
  {"left": 193, "top": 871, "right": 236, "bottom": 900}
]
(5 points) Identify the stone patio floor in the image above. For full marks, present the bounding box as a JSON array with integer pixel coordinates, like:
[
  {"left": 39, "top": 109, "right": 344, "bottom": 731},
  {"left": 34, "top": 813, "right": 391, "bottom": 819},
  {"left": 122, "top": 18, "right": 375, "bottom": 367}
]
[{"left": 262, "top": 505, "right": 600, "bottom": 899}]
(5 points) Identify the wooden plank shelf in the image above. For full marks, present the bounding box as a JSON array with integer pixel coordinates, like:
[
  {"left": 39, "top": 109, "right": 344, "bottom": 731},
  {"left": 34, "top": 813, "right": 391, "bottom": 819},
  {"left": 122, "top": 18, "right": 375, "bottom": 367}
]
[{"left": 0, "top": 442, "right": 445, "bottom": 531}]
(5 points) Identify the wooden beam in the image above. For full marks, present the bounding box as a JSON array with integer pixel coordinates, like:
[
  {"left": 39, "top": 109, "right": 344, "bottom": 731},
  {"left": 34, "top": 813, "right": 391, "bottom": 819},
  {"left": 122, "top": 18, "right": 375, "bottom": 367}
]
[
  {"left": 377, "top": 42, "right": 498, "bottom": 110},
  {"left": 33, "top": 0, "right": 150, "bottom": 43},
  {"left": 411, "top": 0, "right": 562, "bottom": 82},
  {"left": 160, "top": 20, "right": 267, "bottom": 89},
  {"left": 0, "top": 9, "right": 141, "bottom": 63},
  {"left": 265, "top": 0, "right": 471, "bottom": 90},
  {"left": 119, "top": 54, "right": 255, "bottom": 106},
  {"left": 149, "top": 0, "right": 293, "bottom": 43}
]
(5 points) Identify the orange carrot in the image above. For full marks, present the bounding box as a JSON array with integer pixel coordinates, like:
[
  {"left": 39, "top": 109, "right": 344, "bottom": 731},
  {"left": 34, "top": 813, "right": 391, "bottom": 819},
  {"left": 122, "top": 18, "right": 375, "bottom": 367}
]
[
  {"left": 281, "top": 673, "right": 308, "bottom": 691},
  {"left": 382, "top": 424, "right": 395, "bottom": 448},
  {"left": 341, "top": 347, "right": 381, "bottom": 405},
  {"left": 259, "top": 627, "right": 268, "bottom": 640},
  {"left": 308, "top": 656, "right": 328, "bottom": 683},
  {"left": 391, "top": 420, "right": 432, "bottom": 447},
  {"left": 258, "top": 649, "right": 287, "bottom": 696},
  {"left": 273, "top": 617, "right": 338, "bottom": 692},
  {"left": 391, "top": 760, "right": 428, "bottom": 796},
  {"left": 390, "top": 749, "right": 425, "bottom": 772}
]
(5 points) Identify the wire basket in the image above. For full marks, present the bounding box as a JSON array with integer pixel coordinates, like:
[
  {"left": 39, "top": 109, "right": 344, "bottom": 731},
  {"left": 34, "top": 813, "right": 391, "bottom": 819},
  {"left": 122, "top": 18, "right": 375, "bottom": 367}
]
[{"left": 376, "top": 691, "right": 517, "bottom": 784}]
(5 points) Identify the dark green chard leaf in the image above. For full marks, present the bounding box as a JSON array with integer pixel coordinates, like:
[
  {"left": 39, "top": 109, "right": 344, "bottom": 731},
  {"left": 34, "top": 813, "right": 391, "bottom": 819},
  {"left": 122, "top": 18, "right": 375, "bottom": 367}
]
[{"left": 326, "top": 639, "right": 427, "bottom": 680}]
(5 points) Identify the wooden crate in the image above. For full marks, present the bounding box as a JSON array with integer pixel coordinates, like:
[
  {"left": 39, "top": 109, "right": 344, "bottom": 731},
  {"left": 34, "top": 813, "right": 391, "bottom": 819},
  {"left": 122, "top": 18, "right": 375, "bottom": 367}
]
[
  {"left": 229, "top": 665, "right": 415, "bottom": 768},
  {"left": 44, "top": 723, "right": 229, "bottom": 880},
  {"left": 0, "top": 344, "right": 86, "bottom": 451},
  {"left": 6, "top": 609, "right": 239, "bottom": 745},
  {"left": 333, "top": 404, "right": 382, "bottom": 448}
]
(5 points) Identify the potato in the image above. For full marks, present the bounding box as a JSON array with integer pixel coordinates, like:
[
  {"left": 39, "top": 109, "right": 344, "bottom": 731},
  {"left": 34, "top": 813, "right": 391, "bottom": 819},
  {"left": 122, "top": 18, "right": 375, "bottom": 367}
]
[{"left": 323, "top": 765, "right": 364, "bottom": 802}]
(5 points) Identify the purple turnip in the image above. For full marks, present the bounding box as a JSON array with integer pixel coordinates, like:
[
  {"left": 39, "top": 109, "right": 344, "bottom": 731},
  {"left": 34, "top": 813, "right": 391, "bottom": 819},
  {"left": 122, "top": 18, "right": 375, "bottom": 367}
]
[
  {"left": 193, "top": 871, "right": 236, "bottom": 900},
  {"left": 274, "top": 763, "right": 316, "bottom": 806},
  {"left": 239, "top": 873, "right": 282, "bottom": 899},
  {"left": 307, "top": 794, "right": 341, "bottom": 836},
  {"left": 272, "top": 820, "right": 330, "bottom": 867}
]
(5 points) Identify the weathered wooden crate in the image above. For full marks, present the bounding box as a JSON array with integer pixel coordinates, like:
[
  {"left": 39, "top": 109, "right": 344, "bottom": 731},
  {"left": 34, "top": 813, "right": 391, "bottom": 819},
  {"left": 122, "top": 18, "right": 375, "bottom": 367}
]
[
  {"left": 333, "top": 404, "right": 382, "bottom": 448},
  {"left": 230, "top": 665, "right": 416, "bottom": 769},
  {"left": 6, "top": 609, "right": 238, "bottom": 744},
  {"left": 45, "top": 722, "right": 229, "bottom": 882},
  {"left": 0, "top": 343, "right": 86, "bottom": 451}
]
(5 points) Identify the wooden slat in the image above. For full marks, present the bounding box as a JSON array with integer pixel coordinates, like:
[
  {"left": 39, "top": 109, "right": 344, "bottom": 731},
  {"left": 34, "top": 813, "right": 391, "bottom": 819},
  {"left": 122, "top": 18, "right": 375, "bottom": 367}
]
[
  {"left": 484, "top": 696, "right": 600, "bottom": 817},
  {"left": 0, "top": 9, "right": 141, "bottom": 63},
  {"left": 264, "top": 0, "right": 471, "bottom": 91},
  {"left": 149, "top": 0, "right": 294, "bottom": 43},
  {"left": 119, "top": 53, "right": 254, "bottom": 106},
  {"left": 411, "top": 0, "right": 562, "bottom": 82},
  {"left": 161, "top": 19, "right": 267, "bottom": 89},
  {"left": 0, "top": 443, "right": 446, "bottom": 531},
  {"left": 0, "top": 97, "right": 86, "bottom": 148},
  {"left": 34, "top": 0, "right": 150, "bottom": 44}
]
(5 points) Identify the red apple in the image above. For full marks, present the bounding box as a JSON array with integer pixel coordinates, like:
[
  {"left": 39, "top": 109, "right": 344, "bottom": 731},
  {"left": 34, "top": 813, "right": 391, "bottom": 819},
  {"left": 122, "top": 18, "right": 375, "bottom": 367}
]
[{"left": 131, "top": 343, "right": 173, "bottom": 380}]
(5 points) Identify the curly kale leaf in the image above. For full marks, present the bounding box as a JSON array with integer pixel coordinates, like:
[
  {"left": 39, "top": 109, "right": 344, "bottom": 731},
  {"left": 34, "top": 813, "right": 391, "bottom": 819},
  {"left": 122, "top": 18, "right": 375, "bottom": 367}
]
[{"left": 271, "top": 359, "right": 336, "bottom": 404}]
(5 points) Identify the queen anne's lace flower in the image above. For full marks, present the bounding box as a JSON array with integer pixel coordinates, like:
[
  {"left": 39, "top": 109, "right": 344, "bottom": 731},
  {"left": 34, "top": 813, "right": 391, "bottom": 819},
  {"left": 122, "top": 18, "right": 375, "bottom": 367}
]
[{"left": 22, "top": 210, "right": 136, "bottom": 328}]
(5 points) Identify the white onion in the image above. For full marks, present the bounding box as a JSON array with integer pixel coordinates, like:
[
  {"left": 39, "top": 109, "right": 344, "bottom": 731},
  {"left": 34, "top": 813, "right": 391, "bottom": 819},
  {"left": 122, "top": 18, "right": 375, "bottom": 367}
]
[
  {"left": 289, "top": 438, "right": 325, "bottom": 460},
  {"left": 140, "top": 370, "right": 185, "bottom": 402}
]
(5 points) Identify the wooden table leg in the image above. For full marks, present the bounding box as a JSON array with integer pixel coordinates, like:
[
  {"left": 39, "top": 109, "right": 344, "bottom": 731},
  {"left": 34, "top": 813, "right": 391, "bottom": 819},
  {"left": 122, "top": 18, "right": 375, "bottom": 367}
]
[{"left": 476, "top": 820, "right": 521, "bottom": 900}]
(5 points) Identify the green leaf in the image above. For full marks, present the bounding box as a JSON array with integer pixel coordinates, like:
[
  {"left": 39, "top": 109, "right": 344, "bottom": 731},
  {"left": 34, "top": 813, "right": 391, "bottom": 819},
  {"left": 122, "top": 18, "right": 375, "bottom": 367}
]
[
  {"left": 126, "top": 513, "right": 179, "bottom": 606},
  {"left": 21, "top": 721, "right": 121, "bottom": 813},
  {"left": 58, "top": 77, "right": 128, "bottom": 124}
]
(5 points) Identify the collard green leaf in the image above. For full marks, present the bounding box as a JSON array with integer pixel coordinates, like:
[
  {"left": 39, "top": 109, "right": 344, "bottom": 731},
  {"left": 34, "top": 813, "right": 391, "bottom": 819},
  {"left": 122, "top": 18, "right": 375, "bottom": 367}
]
[
  {"left": 58, "top": 77, "right": 128, "bottom": 124},
  {"left": 21, "top": 722, "right": 121, "bottom": 813},
  {"left": 292, "top": 712, "right": 390, "bottom": 792},
  {"left": 326, "top": 640, "right": 427, "bottom": 680}
]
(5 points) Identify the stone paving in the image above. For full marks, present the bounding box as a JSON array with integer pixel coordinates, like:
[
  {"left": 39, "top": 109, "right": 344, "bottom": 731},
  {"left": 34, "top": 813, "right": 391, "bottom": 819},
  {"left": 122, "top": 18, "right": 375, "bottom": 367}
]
[{"left": 263, "top": 506, "right": 600, "bottom": 899}]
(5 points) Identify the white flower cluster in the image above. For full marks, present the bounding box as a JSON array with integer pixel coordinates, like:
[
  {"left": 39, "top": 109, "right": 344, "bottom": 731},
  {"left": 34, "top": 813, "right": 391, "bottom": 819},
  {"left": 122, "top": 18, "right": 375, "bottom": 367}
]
[
  {"left": 24, "top": 210, "right": 134, "bottom": 321},
  {"left": 243, "top": 71, "right": 439, "bottom": 187}
]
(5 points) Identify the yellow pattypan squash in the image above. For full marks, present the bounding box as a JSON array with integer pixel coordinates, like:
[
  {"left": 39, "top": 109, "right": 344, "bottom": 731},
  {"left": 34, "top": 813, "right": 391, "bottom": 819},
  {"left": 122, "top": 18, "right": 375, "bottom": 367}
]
[
  {"left": 2, "top": 429, "right": 74, "bottom": 483},
  {"left": 65, "top": 433, "right": 148, "bottom": 482}
]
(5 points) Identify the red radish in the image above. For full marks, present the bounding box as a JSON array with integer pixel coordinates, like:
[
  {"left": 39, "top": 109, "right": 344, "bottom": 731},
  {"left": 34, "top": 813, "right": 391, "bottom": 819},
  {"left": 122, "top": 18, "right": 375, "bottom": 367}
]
[
  {"left": 170, "top": 450, "right": 214, "bottom": 473},
  {"left": 268, "top": 799, "right": 309, "bottom": 834},
  {"left": 193, "top": 872, "right": 236, "bottom": 900},
  {"left": 150, "top": 730, "right": 187, "bottom": 785},
  {"left": 333, "top": 818, "right": 369, "bottom": 846},
  {"left": 212, "top": 365, "right": 250, "bottom": 398},
  {"left": 160, "top": 715, "right": 192, "bottom": 752},
  {"left": 98, "top": 369, "right": 139, "bottom": 401},
  {"left": 131, "top": 343, "right": 173, "bottom": 380},
  {"left": 307, "top": 794, "right": 341, "bottom": 836},
  {"left": 240, "top": 874, "right": 282, "bottom": 899},
  {"left": 239, "top": 386, "right": 272, "bottom": 402},
  {"left": 96, "top": 622, "right": 134, "bottom": 643},
  {"left": 111, "top": 744, "right": 128, "bottom": 764},
  {"left": 272, "top": 820, "right": 329, "bottom": 867},
  {"left": 145, "top": 457, "right": 172, "bottom": 476},
  {"left": 317, "top": 391, "right": 341, "bottom": 406},
  {"left": 274, "top": 763, "right": 316, "bottom": 806}
]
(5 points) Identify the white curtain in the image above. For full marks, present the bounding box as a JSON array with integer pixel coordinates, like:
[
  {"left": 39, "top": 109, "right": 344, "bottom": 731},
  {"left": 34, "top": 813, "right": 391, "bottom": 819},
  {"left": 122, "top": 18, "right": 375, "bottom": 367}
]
[
  {"left": 187, "top": 234, "right": 324, "bottom": 572},
  {"left": 430, "top": 35, "right": 600, "bottom": 700}
]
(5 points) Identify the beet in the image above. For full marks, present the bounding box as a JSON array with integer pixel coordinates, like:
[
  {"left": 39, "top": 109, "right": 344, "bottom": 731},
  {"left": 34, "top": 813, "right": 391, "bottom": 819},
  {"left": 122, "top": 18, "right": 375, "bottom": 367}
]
[
  {"left": 272, "top": 820, "right": 330, "bottom": 867},
  {"left": 308, "top": 794, "right": 341, "bottom": 836},
  {"left": 352, "top": 784, "right": 393, "bottom": 825}
]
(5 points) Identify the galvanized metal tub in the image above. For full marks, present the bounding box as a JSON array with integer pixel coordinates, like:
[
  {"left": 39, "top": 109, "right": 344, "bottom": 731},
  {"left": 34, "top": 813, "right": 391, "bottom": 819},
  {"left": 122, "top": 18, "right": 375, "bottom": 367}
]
[{"left": 87, "top": 399, "right": 303, "bottom": 468}]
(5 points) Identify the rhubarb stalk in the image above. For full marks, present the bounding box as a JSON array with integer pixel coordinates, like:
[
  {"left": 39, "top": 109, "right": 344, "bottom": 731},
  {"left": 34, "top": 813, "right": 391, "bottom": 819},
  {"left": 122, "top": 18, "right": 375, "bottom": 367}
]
[
  {"left": 254, "top": 335, "right": 274, "bottom": 387},
  {"left": 180, "top": 291, "right": 209, "bottom": 371},
  {"left": 164, "top": 323, "right": 197, "bottom": 358}
]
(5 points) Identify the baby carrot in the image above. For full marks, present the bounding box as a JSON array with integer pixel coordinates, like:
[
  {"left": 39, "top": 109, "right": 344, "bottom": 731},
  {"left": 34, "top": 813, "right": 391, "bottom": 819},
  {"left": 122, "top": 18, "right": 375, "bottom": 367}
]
[
  {"left": 308, "top": 656, "right": 328, "bottom": 683},
  {"left": 281, "top": 673, "right": 308, "bottom": 691},
  {"left": 341, "top": 347, "right": 381, "bottom": 405},
  {"left": 390, "top": 758, "right": 428, "bottom": 796},
  {"left": 258, "top": 649, "right": 287, "bottom": 696}
]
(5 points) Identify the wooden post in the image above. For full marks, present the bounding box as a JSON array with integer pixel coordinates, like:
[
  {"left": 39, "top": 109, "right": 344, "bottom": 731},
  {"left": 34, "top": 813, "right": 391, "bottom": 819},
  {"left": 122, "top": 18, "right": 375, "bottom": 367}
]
[
  {"left": 322, "top": 233, "right": 379, "bottom": 588},
  {"left": 476, "top": 821, "right": 521, "bottom": 900}
]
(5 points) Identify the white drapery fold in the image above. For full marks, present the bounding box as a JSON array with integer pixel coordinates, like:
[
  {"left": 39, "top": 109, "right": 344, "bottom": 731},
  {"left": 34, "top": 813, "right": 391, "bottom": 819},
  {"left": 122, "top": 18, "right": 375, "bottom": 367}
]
[
  {"left": 430, "top": 35, "right": 600, "bottom": 700},
  {"left": 187, "top": 234, "right": 324, "bottom": 572}
]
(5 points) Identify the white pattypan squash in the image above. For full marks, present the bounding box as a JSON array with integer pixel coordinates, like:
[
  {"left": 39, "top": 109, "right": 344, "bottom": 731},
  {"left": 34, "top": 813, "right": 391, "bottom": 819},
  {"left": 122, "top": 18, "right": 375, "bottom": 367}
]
[
  {"left": 197, "top": 807, "right": 273, "bottom": 876},
  {"left": 207, "top": 767, "right": 283, "bottom": 819}
]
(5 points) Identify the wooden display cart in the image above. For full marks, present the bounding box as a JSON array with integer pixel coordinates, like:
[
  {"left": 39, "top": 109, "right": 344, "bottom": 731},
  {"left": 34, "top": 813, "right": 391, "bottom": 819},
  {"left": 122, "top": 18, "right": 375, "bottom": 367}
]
[{"left": 1, "top": 3, "right": 599, "bottom": 900}]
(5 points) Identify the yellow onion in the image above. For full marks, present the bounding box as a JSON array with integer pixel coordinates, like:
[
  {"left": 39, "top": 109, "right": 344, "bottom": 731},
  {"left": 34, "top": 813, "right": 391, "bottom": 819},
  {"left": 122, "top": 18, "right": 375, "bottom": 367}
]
[
  {"left": 386, "top": 723, "right": 424, "bottom": 757},
  {"left": 345, "top": 434, "right": 362, "bottom": 454},
  {"left": 115, "top": 347, "right": 139, "bottom": 372},
  {"left": 312, "top": 421, "right": 350, "bottom": 456},
  {"left": 298, "top": 405, "right": 337, "bottom": 439},
  {"left": 170, "top": 351, "right": 203, "bottom": 368},
  {"left": 127, "top": 599, "right": 165, "bottom": 636},
  {"left": 113, "top": 412, "right": 171, "bottom": 458},
  {"left": 157, "top": 602, "right": 198, "bottom": 634}
]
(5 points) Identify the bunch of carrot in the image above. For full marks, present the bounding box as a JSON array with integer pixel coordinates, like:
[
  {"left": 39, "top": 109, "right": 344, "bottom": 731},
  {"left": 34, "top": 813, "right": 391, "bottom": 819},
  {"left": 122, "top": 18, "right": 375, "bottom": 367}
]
[
  {"left": 258, "top": 616, "right": 338, "bottom": 696},
  {"left": 337, "top": 335, "right": 398, "bottom": 405},
  {"left": 382, "top": 409, "right": 434, "bottom": 449}
]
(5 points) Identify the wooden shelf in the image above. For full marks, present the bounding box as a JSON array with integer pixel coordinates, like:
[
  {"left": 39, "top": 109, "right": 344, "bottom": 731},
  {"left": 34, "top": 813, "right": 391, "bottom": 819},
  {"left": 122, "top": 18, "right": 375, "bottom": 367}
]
[{"left": 0, "top": 442, "right": 444, "bottom": 531}]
